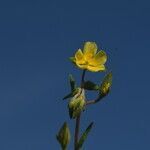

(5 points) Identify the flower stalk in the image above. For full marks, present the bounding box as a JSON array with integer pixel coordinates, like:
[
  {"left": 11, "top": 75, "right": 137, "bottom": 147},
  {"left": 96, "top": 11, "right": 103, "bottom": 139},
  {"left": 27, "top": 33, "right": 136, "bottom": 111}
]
[{"left": 74, "top": 69, "right": 86, "bottom": 150}]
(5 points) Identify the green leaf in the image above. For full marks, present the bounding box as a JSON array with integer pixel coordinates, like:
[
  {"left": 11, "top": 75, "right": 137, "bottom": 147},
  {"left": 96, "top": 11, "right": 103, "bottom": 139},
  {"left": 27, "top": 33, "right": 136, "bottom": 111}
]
[
  {"left": 76, "top": 122, "right": 94, "bottom": 149},
  {"left": 63, "top": 88, "right": 79, "bottom": 100},
  {"left": 83, "top": 81, "right": 99, "bottom": 91},
  {"left": 69, "top": 74, "right": 76, "bottom": 91},
  {"left": 63, "top": 92, "right": 74, "bottom": 100},
  {"left": 63, "top": 75, "right": 77, "bottom": 100}
]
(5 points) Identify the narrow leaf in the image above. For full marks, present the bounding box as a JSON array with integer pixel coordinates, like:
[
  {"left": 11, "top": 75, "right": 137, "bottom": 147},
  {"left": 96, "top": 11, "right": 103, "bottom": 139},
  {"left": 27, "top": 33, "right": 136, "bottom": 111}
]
[
  {"left": 76, "top": 122, "right": 94, "bottom": 149},
  {"left": 63, "top": 92, "right": 74, "bottom": 100},
  {"left": 69, "top": 74, "right": 76, "bottom": 91},
  {"left": 63, "top": 88, "right": 79, "bottom": 100},
  {"left": 83, "top": 81, "right": 99, "bottom": 90}
]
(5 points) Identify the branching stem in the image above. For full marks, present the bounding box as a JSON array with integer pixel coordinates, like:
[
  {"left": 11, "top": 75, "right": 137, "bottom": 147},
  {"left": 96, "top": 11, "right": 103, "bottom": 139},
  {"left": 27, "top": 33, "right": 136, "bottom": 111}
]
[{"left": 86, "top": 95, "right": 104, "bottom": 106}]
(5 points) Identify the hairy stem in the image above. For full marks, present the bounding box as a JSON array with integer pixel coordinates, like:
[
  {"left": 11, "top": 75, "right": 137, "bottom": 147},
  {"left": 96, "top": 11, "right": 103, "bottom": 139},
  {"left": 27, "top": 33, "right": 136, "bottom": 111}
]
[{"left": 74, "top": 69, "right": 86, "bottom": 150}]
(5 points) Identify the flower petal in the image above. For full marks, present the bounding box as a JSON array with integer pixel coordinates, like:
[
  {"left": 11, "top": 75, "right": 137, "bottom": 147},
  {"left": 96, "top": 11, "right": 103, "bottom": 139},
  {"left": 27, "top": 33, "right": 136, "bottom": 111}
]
[
  {"left": 75, "top": 49, "right": 85, "bottom": 64},
  {"left": 87, "top": 65, "right": 105, "bottom": 72},
  {"left": 76, "top": 63, "right": 88, "bottom": 70},
  {"left": 83, "top": 42, "right": 97, "bottom": 59},
  {"left": 89, "top": 50, "right": 107, "bottom": 66}
]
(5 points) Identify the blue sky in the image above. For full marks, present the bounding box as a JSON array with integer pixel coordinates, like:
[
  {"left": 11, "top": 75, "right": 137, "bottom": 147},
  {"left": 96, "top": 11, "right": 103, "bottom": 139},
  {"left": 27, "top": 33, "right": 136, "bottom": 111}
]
[{"left": 0, "top": 0, "right": 150, "bottom": 149}]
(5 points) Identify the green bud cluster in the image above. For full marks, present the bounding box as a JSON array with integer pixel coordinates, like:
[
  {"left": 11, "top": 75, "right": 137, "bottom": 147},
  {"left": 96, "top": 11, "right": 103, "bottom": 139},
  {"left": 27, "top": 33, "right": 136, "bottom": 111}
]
[{"left": 68, "top": 88, "right": 85, "bottom": 119}]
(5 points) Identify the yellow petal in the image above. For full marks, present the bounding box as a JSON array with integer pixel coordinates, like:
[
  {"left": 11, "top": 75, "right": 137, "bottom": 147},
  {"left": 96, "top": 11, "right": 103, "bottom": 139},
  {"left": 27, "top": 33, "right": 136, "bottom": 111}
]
[
  {"left": 76, "top": 63, "right": 88, "bottom": 70},
  {"left": 83, "top": 42, "right": 97, "bottom": 60},
  {"left": 89, "top": 50, "right": 107, "bottom": 66},
  {"left": 75, "top": 49, "right": 85, "bottom": 64},
  {"left": 87, "top": 65, "right": 105, "bottom": 72}
]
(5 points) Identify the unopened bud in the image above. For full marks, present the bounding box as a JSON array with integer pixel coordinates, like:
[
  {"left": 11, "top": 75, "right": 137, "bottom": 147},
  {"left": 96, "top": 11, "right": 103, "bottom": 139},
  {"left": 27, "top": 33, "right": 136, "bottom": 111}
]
[
  {"left": 100, "top": 72, "right": 112, "bottom": 97},
  {"left": 56, "top": 122, "right": 71, "bottom": 150},
  {"left": 68, "top": 88, "right": 85, "bottom": 119}
]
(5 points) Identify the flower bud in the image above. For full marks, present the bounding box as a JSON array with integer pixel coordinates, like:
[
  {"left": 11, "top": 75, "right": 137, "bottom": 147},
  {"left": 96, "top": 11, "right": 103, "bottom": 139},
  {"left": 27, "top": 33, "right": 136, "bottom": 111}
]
[
  {"left": 56, "top": 122, "right": 71, "bottom": 150},
  {"left": 68, "top": 88, "right": 85, "bottom": 119},
  {"left": 100, "top": 72, "right": 112, "bottom": 97}
]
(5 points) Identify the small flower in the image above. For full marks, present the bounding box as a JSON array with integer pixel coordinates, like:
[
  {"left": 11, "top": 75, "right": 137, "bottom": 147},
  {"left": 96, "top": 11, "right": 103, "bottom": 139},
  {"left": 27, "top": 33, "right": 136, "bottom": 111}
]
[
  {"left": 100, "top": 72, "right": 112, "bottom": 96},
  {"left": 68, "top": 88, "right": 85, "bottom": 119},
  {"left": 70, "top": 42, "right": 107, "bottom": 72},
  {"left": 56, "top": 122, "right": 71, "bottom": 150}
]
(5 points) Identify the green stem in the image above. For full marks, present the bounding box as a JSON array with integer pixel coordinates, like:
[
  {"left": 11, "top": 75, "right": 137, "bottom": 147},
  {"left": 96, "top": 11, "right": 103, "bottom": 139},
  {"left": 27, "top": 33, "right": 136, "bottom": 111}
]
[
  {"left": 81, "top": 69, "right": 86, "bottom": 87},
  {"left": 86, "top": 95, "right": 104, "bottom": 106},
  {"left": 74, "top": 114, "right": 81, "bottom": 150},
  {"left": 74, "top": 70, "right": 86, "bottom": 150},
  {"left": 62, "top": 148, "right": 67, "bottom": 150}
]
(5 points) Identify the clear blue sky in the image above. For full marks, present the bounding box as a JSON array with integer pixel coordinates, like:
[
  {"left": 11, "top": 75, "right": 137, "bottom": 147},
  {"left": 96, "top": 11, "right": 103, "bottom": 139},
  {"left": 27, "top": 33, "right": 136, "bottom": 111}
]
[{"left": 0, "top": 0, "right": 150, "bottom": 149}]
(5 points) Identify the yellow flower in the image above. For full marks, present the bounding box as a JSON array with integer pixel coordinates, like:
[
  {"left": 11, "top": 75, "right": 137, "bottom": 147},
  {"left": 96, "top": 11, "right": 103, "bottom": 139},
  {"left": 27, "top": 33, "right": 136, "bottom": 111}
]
[{"left": 70, "top": 42, "right": 107, "bottom": 72}]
